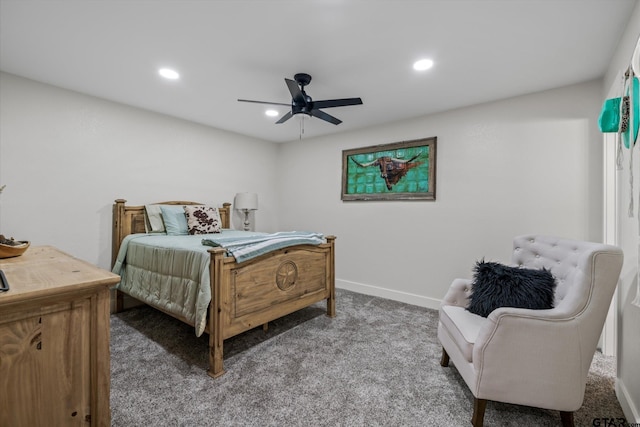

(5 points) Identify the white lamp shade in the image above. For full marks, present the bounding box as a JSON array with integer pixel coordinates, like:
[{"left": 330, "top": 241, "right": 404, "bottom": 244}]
[{"left": 234, "top": 192, "right": 258, "bottom": 211}]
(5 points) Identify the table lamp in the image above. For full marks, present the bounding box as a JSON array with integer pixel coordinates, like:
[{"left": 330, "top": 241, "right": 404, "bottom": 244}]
[{"left": 234, "top": 192, "right": 258, "bottom": 231}]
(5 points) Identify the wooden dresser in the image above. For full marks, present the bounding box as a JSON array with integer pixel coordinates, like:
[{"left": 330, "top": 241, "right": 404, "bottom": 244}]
[{"left": 0, "top": 246, "right": 120, "bottom": 426}]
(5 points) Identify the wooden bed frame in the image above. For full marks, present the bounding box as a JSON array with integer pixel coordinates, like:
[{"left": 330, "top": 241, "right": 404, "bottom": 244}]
[{"left": 111, "top": 199, "right": 336, "bottom": 378}]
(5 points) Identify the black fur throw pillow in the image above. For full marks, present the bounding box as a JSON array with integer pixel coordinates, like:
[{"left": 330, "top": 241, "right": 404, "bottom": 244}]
[{"left": 466, "top": 260, "right": 557, "bottom": 317}]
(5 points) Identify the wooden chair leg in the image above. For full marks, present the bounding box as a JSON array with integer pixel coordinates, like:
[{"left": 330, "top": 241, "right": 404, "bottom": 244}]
[
  {"left": 560, "top": 411, "right": 574, "bottom": 427},
  {"left": 471, "top": 398, "right": 487, "bottom": 427},
  {"left": 440, "top": 347, "right": 450, "bottom": 367}
]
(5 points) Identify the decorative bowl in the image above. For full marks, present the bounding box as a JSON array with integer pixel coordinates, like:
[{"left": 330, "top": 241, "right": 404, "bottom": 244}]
[{"left": 0, "top": 241, "right": 30, "bottom": 259}]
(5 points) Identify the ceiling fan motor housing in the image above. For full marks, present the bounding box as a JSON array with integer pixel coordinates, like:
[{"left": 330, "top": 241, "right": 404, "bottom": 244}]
[{"left": 292, "top": 103, "right": 312, "bottom": 116}]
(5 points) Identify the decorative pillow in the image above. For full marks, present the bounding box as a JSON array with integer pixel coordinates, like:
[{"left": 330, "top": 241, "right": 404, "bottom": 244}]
[
  {"left": 466, "top": 260, "right": 557, "bottom": 317},
  {"left": 144, "top": 205, "right": 166, "bottom": 233},
  {"left": 184, "top": 205, "right": 221, "bottom": 235},
  {"left": 159, "top": 205, "right": 189, "bottom": 236}
]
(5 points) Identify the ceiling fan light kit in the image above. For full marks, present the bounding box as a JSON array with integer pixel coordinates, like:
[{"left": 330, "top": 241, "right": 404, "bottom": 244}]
[{"left": 238, "top": 73, "right": 363, "bottom": 126}]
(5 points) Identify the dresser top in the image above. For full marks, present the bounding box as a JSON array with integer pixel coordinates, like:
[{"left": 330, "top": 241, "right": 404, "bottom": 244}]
[{"left": 0, "top": 245, "right": 120, "bottom": 305}]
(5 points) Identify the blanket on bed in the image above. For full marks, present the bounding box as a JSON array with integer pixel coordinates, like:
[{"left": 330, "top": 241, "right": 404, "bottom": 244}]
[
  {"left": 201, "top": 231, "right": 325, "bottom": 263},
  {"left": 112, "top": 234, "right": 213, "bottom": 336}
]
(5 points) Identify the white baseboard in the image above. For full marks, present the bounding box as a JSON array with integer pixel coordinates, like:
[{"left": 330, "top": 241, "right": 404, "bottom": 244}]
[
  {"left": 336, "top": 279, "right": 441, "bottom": 311},
  {"left": 616, "top": 378, "right": 640, "bottom": 423}
]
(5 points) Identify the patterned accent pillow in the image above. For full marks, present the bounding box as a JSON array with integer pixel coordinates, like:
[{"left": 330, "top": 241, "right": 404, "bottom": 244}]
[{"left": 184, "top": 205, "right": 221, "bottom": 235}]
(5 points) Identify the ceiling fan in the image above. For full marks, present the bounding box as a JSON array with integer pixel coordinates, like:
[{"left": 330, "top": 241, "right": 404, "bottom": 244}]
[{"left": 238, "top": 73, "right": 363, "bottom": 125}]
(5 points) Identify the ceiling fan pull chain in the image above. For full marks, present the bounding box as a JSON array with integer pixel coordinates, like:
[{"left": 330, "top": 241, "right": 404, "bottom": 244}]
[{"left": 298, "top": 115, "right": 305, "bottom": 139}]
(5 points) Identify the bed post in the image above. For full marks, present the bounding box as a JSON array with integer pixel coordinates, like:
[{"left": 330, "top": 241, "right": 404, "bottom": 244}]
[
  {"left": 326, "top": 235, "right": 336, "bottom": 318},
  {"left": 221, "top": 202, "right": 232, "bottom": 229},
  {"left": 112, "top": 199, "right": 127, "bottom": 266},
  {"left": 208, "top": 247, "right": 227, "bottom": 378},
  {"left": 112, "top": 199, "right": 127, "bottom": 312}
]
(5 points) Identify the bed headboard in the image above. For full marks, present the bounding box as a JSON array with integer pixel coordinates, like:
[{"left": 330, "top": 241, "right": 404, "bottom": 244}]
[{"left": 111, "top": 199, "right": 232, "bottom": 267}]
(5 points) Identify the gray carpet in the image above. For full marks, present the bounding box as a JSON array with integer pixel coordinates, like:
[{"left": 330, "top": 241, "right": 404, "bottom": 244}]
[{"left": 110, "top": 289, "right": 626, "bottom": 426}]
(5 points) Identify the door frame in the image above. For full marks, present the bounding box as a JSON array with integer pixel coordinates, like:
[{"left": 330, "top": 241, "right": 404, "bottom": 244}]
[{"left": 602, "top": 130, "right": 619, "bottom": 356}]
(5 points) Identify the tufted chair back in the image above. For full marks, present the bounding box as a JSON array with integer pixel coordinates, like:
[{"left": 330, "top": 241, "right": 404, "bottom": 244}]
[
  {"left": 511, "top": 234, "right": 622, "bottom": 374},
  {"left": 512, "top": 235, "right": 595, "bottom": 310}
]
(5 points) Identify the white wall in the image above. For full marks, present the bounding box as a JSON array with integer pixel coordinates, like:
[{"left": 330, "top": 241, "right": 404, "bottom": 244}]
[
  {"left": 0, "top": 72, "right": 280, "bottom": 270},
  {"left": 603, "top": 1, "right": 640, "bottom": 422},
  {"left": 277, "top": 80, "right": 604, "bottom": 307}
]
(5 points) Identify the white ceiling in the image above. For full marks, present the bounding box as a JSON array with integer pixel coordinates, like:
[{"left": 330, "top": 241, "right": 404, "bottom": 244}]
[{"left": 0, "top": 0, "right": 636, "bottom": 143}]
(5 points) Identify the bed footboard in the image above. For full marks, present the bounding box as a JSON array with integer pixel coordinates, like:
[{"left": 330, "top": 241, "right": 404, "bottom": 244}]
[{"left": 208, "top": 236, "right": 336, "bottom": 378}]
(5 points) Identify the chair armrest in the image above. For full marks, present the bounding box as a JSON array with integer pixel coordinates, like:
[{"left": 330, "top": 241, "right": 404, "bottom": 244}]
[
  {"left": 475, "top": 306, "right": 580, "bottom": 362},
  {"left": 472, "top": 307, "right": 585, "bottom": 409},
  {"left": 487, "top": 305, "right": 576, "bottom": 322},
  {"left": 441, "top": 278, "right": 473, "bottom": 308}
]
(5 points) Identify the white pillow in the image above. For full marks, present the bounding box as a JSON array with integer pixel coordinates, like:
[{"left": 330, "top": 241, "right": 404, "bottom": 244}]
[{"left": 144, "top": 205, "right": 166, "bottom": 233}]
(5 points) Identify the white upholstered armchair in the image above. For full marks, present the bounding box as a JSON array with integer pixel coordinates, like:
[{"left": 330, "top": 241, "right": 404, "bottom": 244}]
[{"left": 437, "top": 235, "right": 623, "bottom": 427}]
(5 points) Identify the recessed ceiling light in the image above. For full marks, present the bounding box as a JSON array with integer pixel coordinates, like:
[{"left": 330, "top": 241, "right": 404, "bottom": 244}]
[
  {"left": 413, "top": 59, "right": 434, "bottom": 71},
  {"left": 265, "top": 109, "right": 279, "bottom": 117},
  {"left": 158, "top": 68, "right": 180, "bottom": 80}
]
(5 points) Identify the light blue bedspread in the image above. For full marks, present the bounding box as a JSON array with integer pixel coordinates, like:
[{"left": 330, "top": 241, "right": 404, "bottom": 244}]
[{"left": 112, "top": 233, "right": 217, "bottom": 336}]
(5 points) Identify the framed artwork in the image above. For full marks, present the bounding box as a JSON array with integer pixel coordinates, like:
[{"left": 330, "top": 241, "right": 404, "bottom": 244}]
[{"left": 341, "top": 137, "right": 436, "bottom": 201}]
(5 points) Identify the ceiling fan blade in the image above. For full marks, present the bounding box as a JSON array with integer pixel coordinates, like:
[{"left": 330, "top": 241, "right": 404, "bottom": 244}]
[
  {"left": 285, "top": 78, "right": 306, "bottom": 105},
  {"left": 312, "top": 97, "right": 363, "bottom": 109},
  {"left": 275, "top": 111, "right": 294, "bottom": 124},
  {"left": 238, "top": 99, "right": 291, "bottom": 107},
  {"left": 310, "top": 109, "right": 342, "bottom": 125}
]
